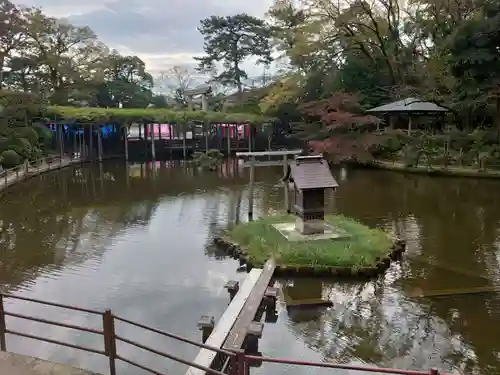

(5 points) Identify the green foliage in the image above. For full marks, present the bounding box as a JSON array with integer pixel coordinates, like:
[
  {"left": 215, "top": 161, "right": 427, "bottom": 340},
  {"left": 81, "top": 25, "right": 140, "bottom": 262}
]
[
  {"left": 46, "top": 106, "right": 270, "bottom": 124},
  {"left": 8, "top": 137, "right": 31, "bottom": 159},
  {"left": 32, "top": 123, "right": 52, "bottom": 142},
  {"left": 226, "top": 97, "right": 263, "bottom": 115},
  {"left": 1, "top": 150, "right": 21, "bottom": 168},
  {"left": 0, "top": 137, "right": 9, "bottom": 153},
  {"left": 0, "top": 91, "right": 42, "bottom": 126},
  {"left": 448, "top": 0, "right": 500, "bottom": 112},
  {"left": 192, "top": 149, "right": 224, "bottom": 171},
  {"left": 195, "top": 14, "right": 272, "bottom": 91},
  {"left": 205, "top": 149, "right": 224, "bottom": 159},
  {"left": 13, "top": 127, "right": 38, "bottom": 145},
  {"left": 370, "top": 129, "right": 500, "bottom": 169}
]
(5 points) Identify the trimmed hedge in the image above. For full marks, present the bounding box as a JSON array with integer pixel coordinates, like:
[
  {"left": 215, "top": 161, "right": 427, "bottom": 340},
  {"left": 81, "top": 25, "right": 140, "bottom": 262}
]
[{"left": 45, "top": 106, "right": 272, "bottom": 124}]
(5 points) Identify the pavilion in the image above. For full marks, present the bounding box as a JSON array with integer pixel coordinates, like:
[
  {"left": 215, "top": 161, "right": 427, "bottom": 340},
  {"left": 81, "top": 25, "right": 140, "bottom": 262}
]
[{"left": 366, "top": 97, "right": 449, "bottom": 135}]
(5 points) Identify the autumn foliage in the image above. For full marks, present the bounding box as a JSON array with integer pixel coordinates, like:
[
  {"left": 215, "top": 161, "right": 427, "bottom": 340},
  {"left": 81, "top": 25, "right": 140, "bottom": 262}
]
[
  {"left": 299, "top": 93, "right": 379, "bottom": 131},
  {"left": 298, "top": 93, "right": 383, "bottom": 163}
]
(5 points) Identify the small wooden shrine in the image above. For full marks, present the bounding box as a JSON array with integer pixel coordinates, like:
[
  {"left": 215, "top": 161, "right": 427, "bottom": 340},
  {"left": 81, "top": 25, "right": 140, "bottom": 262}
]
[{"left": 284, "top": 155, "right": 338, "bottom": 234}]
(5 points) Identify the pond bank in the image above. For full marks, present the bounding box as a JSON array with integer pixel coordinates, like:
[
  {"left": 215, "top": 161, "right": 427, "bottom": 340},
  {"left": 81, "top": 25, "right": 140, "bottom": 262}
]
[{"left": 363, "top": 159, "right": 500, "bottom": 179}]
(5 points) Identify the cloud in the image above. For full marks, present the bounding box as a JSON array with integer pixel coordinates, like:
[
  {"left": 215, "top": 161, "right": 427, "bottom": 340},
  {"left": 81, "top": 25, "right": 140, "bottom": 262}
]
[{"left": 15, "top": 0, "right": 273, "bottom": 75}]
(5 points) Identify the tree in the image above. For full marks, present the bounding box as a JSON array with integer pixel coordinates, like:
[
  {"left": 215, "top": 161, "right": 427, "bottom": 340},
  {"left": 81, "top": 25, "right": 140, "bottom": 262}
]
[
  {"left": 195, "top": 14, "right": 273, "bottom": 93},
  {"left": 5, "top": 56, "right": 38, "bottom": 92},
  {"left": 1, "top": 1, "right": 158, "bottom": 108},
  {"left": 267, "top": 0, "right": 311, "bottom": 71},
  {"left": 0, "top": 0, "right": 26, "bottom": 88},
  {"left": 23, "top": 9, "right": 108, "bottom": 104},
  {"left": 447, "top": 0, "right": 500, "bottom": 130},
  {"left": 299, "top": 92, "right": 382, "bottom": 163},
  {"left": 95, "top": 51, "right": 153, "bottom": 108},
  {"left": 150, "top": 94, "right": 168, "bottom": 108},
  {"left": 155, "top": 65, "right": 194, "bottom": 107}
]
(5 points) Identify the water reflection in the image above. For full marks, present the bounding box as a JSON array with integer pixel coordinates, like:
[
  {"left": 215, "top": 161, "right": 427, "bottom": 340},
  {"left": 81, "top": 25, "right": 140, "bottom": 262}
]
[
  {"left": 0, "top": 163, "right": 499, "bottom": 375},
  {"left": 0, "top": 160, "right": 279, "bottom": 375}
]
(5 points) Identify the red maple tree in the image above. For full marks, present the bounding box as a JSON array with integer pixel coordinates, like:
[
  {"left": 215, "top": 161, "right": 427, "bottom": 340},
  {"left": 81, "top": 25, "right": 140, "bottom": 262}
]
[{"left": 298, "top": 92, "right": 383, "bottom": 163}]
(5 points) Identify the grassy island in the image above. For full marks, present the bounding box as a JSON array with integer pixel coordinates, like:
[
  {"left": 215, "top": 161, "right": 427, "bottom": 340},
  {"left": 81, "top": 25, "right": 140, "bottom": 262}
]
[{"left": 222, "top": 214, "right": 396, "bottom": 271}]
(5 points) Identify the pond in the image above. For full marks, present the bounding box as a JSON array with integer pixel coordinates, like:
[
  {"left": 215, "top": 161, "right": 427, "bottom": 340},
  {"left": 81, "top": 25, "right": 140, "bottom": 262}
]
[{"left": 0, "top": 160, "right": 499, "bottom": 375}]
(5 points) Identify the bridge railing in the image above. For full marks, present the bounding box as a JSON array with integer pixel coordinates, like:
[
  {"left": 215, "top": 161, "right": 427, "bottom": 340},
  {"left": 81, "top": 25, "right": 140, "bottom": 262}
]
[
  {"left": 0, "top": 155, "right": 78, "bottom": 190},
  {"left": 0, "top": 293, "right": 448, "bottom": 375},
  {"left": 0, "top": 293, "right": 233, "bottom": 375}
]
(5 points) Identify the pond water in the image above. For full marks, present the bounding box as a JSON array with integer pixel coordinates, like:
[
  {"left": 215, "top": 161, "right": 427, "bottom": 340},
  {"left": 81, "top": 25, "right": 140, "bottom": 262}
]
[{"left": 0, "top": 160, "right": 499, "bottom": 375}]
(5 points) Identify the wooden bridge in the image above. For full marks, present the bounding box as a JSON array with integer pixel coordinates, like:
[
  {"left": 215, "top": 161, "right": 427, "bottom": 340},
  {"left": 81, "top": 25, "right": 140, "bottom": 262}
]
[{"left": 186, "top": 259, "right": 277, "bottom": 375}]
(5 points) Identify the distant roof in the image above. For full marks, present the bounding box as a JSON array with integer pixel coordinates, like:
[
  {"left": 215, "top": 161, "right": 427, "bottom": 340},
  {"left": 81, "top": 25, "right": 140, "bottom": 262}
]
[
  {"left": 224, "top": 87, "right": 269, "bottom": 104},
  {"left": 288, "top": 155, "right": 339, "bottom": 190},
  {"left": 184, "top": 85, "right": 212, "bottom": 96},
  {"left": 366, "top": 98, "right": 449, "bottom": 114}
]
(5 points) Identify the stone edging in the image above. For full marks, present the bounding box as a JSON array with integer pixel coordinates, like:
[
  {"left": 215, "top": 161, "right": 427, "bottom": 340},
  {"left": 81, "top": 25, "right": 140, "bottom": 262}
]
[
  {"left": 366, "top": 160, "right": 500, "bottom": 179},
  {"left": 213, "top": 234, "right": 406, "bottom": 278}
]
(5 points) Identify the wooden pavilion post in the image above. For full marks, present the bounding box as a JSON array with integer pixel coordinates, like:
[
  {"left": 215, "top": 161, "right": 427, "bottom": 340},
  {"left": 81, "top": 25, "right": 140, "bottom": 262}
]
[
  {"left": 124, "top": 125, "right": 129, "bottom": 161},
  {"left": 72, "top": 127, "right": 77, "bottom": 159},
  {"left": 97, "top": 124, "right": 103, "bottom": 163},
  {"left": 182, "top": 123, "right": 187, "bottom": 160},
  {"left": 143, "top": 123, "right": 149, "bottom": 158},
  {"left": 57, "top": 123, "right": 64, "bottom": 159},
  {"left": 248, "top": 123, "right": 252, "bottom": 152},
  {"left": 151, "top": 123, "right": 156, "bottom": 160},
  {"left": 248, "top": 156, "right": 255, "bottom": 221},
  {"left": 283, "top": 154, "right": 289, "bottom": 213},
  {"left": 204, "top": 121, "right": 209, "bottom": 152},
  {"left": 81, "top": 127, "right": 86, "bottom": 159},
  {"left": 89, "top": 124, "right": 94, "bottom": 162}
]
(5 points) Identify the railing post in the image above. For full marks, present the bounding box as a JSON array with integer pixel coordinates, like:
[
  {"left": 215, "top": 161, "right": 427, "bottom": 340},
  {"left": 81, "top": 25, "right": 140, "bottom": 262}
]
[
  {"left": 0, "top": 294, "right": 7, "bottom": 351},
  {"left": 230, "top": 350, "right": 246, "bottom": 375},
  {"left": 103, "top": 310, "right": 117, "bottom": 375}
]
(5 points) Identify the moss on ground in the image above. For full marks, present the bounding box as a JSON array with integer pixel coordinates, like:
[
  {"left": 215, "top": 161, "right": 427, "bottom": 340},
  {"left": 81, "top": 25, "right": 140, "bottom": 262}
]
[{"left": 225, "top": 214, "right": 393, "bottom": 268}]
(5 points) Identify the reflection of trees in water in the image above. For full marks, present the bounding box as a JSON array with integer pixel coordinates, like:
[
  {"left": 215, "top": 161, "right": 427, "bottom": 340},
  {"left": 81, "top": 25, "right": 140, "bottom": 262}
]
[
  {"left": 284, "top": 169, "right": 500, "bottom": 374},
  {"left": 0, "top": 163, "right": 165, "bottom": 293},
  {"left": 3, "top": 163, "right": 499, "bottom": 373},
  {"left": 282, "top": 279, "right": 479, "bottom": 373}
]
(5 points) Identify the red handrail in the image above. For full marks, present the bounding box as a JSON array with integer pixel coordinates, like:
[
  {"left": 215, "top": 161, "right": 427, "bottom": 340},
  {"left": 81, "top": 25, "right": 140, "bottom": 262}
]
[
  {"left": 244, "top": 355, "right": 445, "bottom": 375},
  {"left": 0, "top": 293, "right": 450, "bottom": 375}
]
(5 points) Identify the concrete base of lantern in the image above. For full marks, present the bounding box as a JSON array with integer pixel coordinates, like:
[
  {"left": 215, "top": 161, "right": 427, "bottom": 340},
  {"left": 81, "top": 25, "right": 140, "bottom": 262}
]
[{"left": 272, "top": 221, "right": 350, "bottom": 242}]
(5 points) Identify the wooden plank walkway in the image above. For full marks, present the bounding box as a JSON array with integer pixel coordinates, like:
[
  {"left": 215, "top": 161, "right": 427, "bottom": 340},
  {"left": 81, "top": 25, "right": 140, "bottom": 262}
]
[
  {"left": 242, "top": 160, "right": 285, "bottom": 168},
  {"left": 185, "top": 268, "right": 263, "bottom": 375},
  {"left": 236, "top": 150, "right": 302, "bottom": 157},
  {"left": 223, "top": 259, "right": 276, "bottom": 351},
  {"left": 408, "top": 285, "right": 500, "bottom": 298},
  {"left": 413, "top": 258, "right": 489, "bottom": 280}
]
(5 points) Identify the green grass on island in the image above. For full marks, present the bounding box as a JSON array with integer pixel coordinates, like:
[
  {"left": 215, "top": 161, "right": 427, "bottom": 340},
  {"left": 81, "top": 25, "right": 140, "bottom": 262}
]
[{"left": 225, "top": 214, "right": 393, "bottom": 268}]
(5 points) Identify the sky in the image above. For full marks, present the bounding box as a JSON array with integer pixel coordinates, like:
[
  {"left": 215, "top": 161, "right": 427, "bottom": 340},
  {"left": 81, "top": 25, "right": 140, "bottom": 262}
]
[{"left": 13, "top": 0, "right": 276, "bottom": 86}]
